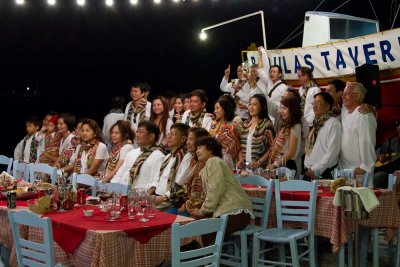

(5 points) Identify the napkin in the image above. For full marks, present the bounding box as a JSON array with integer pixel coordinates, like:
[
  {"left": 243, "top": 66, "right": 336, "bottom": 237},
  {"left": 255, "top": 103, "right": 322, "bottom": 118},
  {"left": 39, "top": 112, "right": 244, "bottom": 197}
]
[{"left": 333, "top": 186, "right": 380, "bottom": 213}]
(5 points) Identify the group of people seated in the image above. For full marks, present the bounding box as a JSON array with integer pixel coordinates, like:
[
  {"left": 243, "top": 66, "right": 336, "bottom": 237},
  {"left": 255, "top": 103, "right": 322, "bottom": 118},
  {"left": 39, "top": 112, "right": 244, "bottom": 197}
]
[{"left": 11, "top": 46, "right": 398, "bottom": 242}]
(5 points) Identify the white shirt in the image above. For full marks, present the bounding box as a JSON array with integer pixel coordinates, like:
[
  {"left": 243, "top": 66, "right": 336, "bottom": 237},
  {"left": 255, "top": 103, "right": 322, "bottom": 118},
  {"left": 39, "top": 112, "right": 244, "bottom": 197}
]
[
  {"left": 150, "top": 154, "right": 176, "bottom": 196},
  {"left": 105, "top": 143, "right": 134, "bottom": 177},
  {"left": 14, "top": 135, "right": 35, "bottom": 163},
  {"left": 110, "top": 147, "right": 165, "bottom": 187},
  {"left": 124, "top": 101, "right": 152, "bottom": 132},
  {"left": 74, "top": 142, "right": 108, "bottom": 174},
  {"left": 102, "top": 112, "right": 124, "bottom": 145},
  {"left": 168, "top": 108, "right": 175, "bottom": 120},
  {"left": 339, "top": 106, "right": 377, "bottom": 173},
  {"left": 257, "top": 47, "right": 288, "bottom": 104},
  {"left": 174, "top": 152, "right": 193, "bottom": 185},
  {"left": 59, "top": 133, "right": 75, "bottom": 156},
  {"left": 181, "top": 110, "right": 213, "bottom": 131},
  {"left": 304, "top": 117, "right": 341, "bottom": 175},
  {"left": 156, "top": 118, "right": 173, "bottom": 146},
  {"left": 220, "top": 77, "right": 249, "bottom": 119},
  {"left": 298, "top": 86, "right": 321, "bottom": 127},
  {"left": 245, "top": 129, "right": 255, "bottom": 163}
]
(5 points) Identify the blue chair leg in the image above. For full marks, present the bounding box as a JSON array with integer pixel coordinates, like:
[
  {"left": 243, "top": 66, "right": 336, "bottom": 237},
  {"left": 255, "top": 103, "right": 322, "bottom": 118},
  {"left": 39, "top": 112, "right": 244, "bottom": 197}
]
[
  {"left": 252, "top": 234, "right": 260, "bottom": 267},
  {"left": 348, "top": 238, "right": 353, "bottom": 267},
  {"left": 339, "top": 244, "right": 345, "bottom": 267},
  {"left": 360, "top": 227, "right": 369, "bottom": 267},
  {"left": 240, "top": 233, "right": 248, "bottom": 267},
  {"left": 372, "top": 228, "right": 379, "bottom": 267},
  {"left": 289, "top": 239, "right": 300, "bottom": 267},
  {"left": 310, "top": 235, "right": 316, "bottom": 267},
  {"left": 277, "top": 243, "right": 286, "bottom": 264}
]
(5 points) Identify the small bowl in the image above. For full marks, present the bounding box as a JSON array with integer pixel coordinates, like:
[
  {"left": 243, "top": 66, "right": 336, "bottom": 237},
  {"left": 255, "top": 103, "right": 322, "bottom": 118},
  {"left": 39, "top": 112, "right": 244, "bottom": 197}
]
[{"left": 83, "top": 209, "right": 94, "bottom": 217}]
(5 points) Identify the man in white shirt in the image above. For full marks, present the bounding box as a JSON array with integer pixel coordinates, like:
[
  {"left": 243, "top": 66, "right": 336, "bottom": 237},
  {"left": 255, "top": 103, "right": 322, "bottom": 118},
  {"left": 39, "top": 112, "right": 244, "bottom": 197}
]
[
  {"left": 339, "top": 82, "right": 377, "bottom": 177},
  {"left": 304, "top": 92, "right": 341, "bottom": 180},
  {"left": 102, "top": 95, "right": 125, "bottom": 145},
  {"left": 110, "top": 121, "right": 165, "bottom": 187},
  {"left": 181, "top": 89, "right": 214, "bottom": 131},
  {"left": 298, "top": 67, "right": 321, "bottom": 127},
  {"left": 124, "top": 83, "right": 151, "bottom": 132},
  {"left": 148, "top": 123, "right": 190, "bottom": 210},
  {"left": 257, "top": 46, "right": 288, "bottom": 105}
]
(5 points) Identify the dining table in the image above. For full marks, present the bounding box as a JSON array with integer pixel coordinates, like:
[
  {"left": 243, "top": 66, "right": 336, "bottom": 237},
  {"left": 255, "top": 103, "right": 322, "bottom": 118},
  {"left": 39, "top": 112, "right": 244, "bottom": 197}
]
[
  {"left": 0, "top": 199, "right": 195, "bottom": 267},
  {"left": 242, "top": 180, "right": 400, "bottom": 265}
]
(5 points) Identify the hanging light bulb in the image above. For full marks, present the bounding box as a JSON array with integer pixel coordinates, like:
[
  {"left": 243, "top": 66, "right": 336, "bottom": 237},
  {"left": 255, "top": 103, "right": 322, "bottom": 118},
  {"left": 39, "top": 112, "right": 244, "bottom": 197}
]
[
  {"left": 77, "top": 0, "right": 85, "bottom": 6},
  {"left": 16, "top": 0, "right": 25, "bottom": 5},
  {"left": 199, "top": 31, "right": 207, "bottom": 40},
  {"left": 173, "top": 0, "right": 179, "bottom": 3},
  {"left": 105, "top": 0, "right": 114, "bottom": 6},
  {"left": 47, "top": 0, "right": 56, "bottom": 6},
  {"left": 130, "top": 0, "right": 138, "bottom": 5},
  {"left": 154, "top": 0, "right": 161, "bottom": 4}
]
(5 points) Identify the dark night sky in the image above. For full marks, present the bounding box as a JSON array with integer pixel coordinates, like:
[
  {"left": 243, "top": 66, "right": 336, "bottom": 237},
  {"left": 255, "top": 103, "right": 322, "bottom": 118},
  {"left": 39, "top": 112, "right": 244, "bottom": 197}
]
[{"left": 0, "top": 0, "right": 398, "bottom": 155}]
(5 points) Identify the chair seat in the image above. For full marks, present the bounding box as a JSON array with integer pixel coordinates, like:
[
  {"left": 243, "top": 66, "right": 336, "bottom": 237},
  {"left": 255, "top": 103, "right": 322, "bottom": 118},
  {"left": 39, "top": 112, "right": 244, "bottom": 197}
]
[
  {"left": 257, "top": 228, "right": 311, "bottom": 242},
  {"left": 231, "top": 224, "right": 264, "bottom": 236}
]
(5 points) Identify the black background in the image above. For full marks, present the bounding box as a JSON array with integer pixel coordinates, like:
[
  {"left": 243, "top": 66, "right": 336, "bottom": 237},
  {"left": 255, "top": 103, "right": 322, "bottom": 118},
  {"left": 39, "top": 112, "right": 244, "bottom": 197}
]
[{"left": 0, "top": 0, "right": 398, "bottom": 156}]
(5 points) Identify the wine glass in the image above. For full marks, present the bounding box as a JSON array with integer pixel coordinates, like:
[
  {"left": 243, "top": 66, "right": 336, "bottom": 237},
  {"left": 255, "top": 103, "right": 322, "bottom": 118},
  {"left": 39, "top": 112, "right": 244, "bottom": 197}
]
[
  {"left": 138, "top": 196, "right": 149, "bottom": 222},
  {"left": 98, "top": 184, "right": 110, "bottom": 209}
]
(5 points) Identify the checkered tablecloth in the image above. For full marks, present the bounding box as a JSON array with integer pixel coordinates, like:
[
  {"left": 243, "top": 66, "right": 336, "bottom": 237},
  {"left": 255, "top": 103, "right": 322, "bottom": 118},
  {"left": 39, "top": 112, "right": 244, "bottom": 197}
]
[
  {"left": 244, "top": 186, "right": 400, "bottom": 254},
  {"left": 0, "top": 206, "right": 195, "bottom": 267}
]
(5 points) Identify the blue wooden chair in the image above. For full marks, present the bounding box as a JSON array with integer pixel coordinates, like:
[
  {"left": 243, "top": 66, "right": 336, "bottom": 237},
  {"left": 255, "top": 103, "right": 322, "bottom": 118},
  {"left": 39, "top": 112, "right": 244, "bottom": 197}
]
[
  {"left": 103, "top": 182, "right": 131, "bottom": 195},
  {"left": 13, "top": 160, "right": 30, "bottom": 181},
  {"left": 29, "top": 163, "right": 58, "bottom": 185},
  {"left": 221, "top": 175, "right": 274, "bottom": 267},
  {"left": 252, "top": 180, "right": 318, "bottom": 267},
  {"left": 8, "top": 210, "right": 55, "bottom": 267},
  {"left": 72, "top": 173, "right": 98, "bottom": 196},
  {"left": 333, "top": 168, "right": 369, "bottom": 187},
  {"left": 275, "top": 167, "right": 296, "bottom": 180},
  {"left": 0, "top": 155, "right": 13, "bottom": 174},
  {"left": 171, "top": 214, "right": 228, "bottom": 266},
  {"left": 360, "top": 173, "right": 400, "bottom": 267}
]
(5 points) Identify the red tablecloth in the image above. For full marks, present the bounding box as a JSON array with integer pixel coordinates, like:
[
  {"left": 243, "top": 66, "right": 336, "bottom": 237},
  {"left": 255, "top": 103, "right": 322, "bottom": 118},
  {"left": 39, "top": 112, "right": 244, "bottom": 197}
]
[
  {"left": 0, "top": 200, "right": 29, "bottom": 207},
  {"left": 242, "top": 184, "right": 382, "bottom": 200},
  {"left": 43, "top": 206, "right": 177, "bottom": 254}
]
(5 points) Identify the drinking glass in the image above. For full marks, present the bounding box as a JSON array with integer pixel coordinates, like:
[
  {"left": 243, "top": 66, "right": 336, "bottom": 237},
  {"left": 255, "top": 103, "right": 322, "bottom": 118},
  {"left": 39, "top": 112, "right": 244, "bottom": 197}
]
[
  {"left": 138, "top": 196, "right": 149, "bottom": 222},
  {"left": 106, "top": 198, "right": 116, "bottom": 222},
  {"left": 98, "top": 184, "right": 111, "bottom": 209},
  {"left": 146, "top": 195, "right": 156, "bottom": 218},
  {"left": 128, "top": 199, "right": 138, "bottom": 220},
  {"left": 135, "top": 187, "right": 147, "bottom": 217},
  {"left": 356, "top": 174, "right": 364, "bottom": 187}
]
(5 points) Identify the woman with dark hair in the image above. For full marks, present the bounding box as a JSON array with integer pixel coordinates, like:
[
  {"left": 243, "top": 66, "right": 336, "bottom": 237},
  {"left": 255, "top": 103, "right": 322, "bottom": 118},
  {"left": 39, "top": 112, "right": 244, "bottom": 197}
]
[
  {"left": 56, "top": 120, "right": 83, "bottom": 173},
  {"left": 209, "top": 95, "right": 241, "bottom": 169},
  {"left": 102, "top": 120, "right": 135, "bottom": 183},
  {"left": 56, "top": 113, "right": 76, "bottom": 162},
  {"left": 177, "top": 127, "right": 210, "bottom": 216},
  {"left": 173, "top": 94, "right": 186, "bottom": 123},
  {"left": 150, "top": 96, "right": 173, "bottom": 147},
  {"left": 191, "top": 136, "right": 252, "bottom": 245},
  {"left": 267, "top": 96, "right": 302, "bottom": 170},
  {"left": 237, "top": 94, "right": 275, "bottom": 170},
  {"left": 72, "top": 118, "right": 108, "bottom": 176}
]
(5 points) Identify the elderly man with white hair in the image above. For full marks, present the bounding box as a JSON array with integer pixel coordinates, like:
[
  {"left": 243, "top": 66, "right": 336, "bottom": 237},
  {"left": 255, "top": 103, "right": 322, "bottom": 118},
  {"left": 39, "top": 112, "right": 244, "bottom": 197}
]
[{"left": 339, "top": 82, "right": 377, "bottom": 178}]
